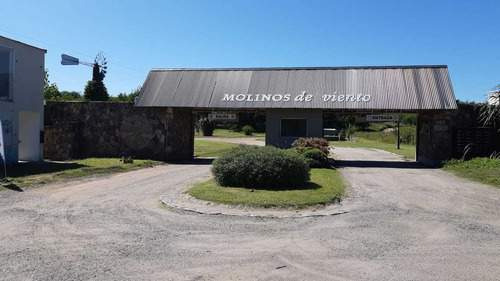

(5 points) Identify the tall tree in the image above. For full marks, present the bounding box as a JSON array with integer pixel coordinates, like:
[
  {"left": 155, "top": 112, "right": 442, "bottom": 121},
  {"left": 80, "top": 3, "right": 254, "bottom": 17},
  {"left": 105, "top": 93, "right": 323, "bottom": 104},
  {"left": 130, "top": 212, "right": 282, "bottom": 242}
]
[
  {"left": 43, "top": 69, "right": 61, "bottom": 100},
  {"left": 84, "top": 53, "right": 109, "bottom": 101}
]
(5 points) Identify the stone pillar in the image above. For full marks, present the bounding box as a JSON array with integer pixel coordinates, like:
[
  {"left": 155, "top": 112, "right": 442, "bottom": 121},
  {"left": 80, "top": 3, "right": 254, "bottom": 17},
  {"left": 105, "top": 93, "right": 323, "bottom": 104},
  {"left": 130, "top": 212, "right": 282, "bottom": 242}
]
[
  {"left": 416, "top": 111, "right": 455, "bottom": 166},
  {"left": 165, "top": 108, "right": 194, "bottom": 161}
]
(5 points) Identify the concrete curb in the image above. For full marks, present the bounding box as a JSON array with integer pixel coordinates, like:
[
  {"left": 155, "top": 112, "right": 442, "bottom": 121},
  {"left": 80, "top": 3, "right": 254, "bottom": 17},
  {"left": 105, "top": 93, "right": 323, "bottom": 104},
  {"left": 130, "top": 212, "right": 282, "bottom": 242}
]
[{"left": 160, "top": 193, "right": 350, "bottom": 219}]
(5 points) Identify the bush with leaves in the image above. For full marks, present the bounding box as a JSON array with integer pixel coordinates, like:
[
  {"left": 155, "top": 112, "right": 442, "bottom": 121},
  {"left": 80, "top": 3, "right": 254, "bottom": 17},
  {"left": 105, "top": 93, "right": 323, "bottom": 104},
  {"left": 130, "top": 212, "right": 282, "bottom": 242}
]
[
  {"left": 228, "top": 123, "right": 241, "bottom": 132},
  {"left": 199, "top": 118, "right": 215, "bottom": 136},
  {"left": 241, "top": 125, "right": 255, "bottom": 136},
  {"left": 398, "top": 126, "right": 416, "bottom": 145},
  {"left": 212, "top": 146, "right": 310, "bottom": 189},
  {"left": 292, "top": 137, "right": 330, "bottom": 156},
  {"left": 300, "top": 148, "right": 330, "bottom": 168}
]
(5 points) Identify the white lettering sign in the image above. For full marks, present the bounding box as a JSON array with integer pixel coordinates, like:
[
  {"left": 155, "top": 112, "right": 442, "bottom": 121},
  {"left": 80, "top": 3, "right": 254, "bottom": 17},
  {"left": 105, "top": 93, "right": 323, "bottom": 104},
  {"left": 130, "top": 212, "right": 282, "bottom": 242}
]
[
  {"left": 208, "top": 112, "right": 237, "bottom": 121},
  {"left": 222, "top": 91, "right": 371, "bottom": 103},
  {"left": 366, "top": 114, "right": 399, "bottom": 122}
]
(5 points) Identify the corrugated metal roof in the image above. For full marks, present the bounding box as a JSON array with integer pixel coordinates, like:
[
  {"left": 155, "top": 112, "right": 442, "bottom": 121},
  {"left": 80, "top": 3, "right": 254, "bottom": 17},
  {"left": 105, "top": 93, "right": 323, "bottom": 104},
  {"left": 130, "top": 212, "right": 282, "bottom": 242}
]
[
  {"left": 0, "top": 35, "right": 47, "bottom": 52},
  {"left": 136, "top": 65, "right": 457, "bottom": 111}
]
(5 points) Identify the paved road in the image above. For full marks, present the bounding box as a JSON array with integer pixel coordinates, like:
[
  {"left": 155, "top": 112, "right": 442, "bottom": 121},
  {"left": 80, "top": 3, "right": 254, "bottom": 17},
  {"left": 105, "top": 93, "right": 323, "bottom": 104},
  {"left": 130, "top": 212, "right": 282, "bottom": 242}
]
[
  {"left": 196, "top": 136, "right": 265, "bottom": 146},
  {"left": 1, "top": 148, "right": 499, "bottom": 281}
]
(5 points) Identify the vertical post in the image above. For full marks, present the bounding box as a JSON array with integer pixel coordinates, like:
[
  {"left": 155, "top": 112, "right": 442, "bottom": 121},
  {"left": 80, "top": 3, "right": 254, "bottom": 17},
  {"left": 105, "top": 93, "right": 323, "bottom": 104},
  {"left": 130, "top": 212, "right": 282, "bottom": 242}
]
[
  {"left": 2, "top": 157, "right": 6, "bottom": 179},
  {"left": 0, "top": 121, "right": 6, "bottom": 179},
  {"left": 397, "top": 118, "right": 401, "bottom": 150}
]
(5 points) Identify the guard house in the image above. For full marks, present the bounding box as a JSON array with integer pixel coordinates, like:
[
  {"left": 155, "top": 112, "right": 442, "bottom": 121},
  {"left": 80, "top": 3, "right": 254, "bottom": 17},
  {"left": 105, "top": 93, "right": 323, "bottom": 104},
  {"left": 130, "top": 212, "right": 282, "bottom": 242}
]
[
  {"left": 0, "top": 36, "right": 46, "bottom": 164},
  {"left": 136, "top": 65, "right": 457, "bottom": 165}
]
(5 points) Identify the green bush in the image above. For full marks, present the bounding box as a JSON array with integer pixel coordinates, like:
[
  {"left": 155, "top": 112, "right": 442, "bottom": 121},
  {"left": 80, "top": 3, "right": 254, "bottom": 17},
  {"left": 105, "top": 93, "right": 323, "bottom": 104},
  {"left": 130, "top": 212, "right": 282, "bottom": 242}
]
[
  {"left": 212, "top": 146, "right": 310, "bottom": 189},
  {"left": 401, "top": 114, "right": 417, "bottom": 126},
  {"left": 199, "top": 118, "right": 215, "bottom": 136},
  {"left": 398, "top": 126, "right": 416, "bottom": 145},
  {"left": 241, "top": 125, "right": 255, "bottom": 136},
  {"left": 301, "top": 148, "right": 330, "bottom": 168},
  {"left": 353, "top": 126, "right": 416, "bottom": 145},
  {"left": 292, "top": 137, "right": 330, "bottom": 155},
  {"left": 229, "top": 124, "right": 241, "bottom": 132}
]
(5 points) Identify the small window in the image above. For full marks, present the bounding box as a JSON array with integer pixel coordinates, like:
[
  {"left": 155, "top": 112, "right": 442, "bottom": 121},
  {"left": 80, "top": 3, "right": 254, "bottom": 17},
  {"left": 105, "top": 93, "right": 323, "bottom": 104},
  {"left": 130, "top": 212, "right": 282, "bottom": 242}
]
[
  {"left": 0, "top": 46, "right": 13, "bottom": 99},
  {"left": 281, "top": 119, "right": 307, "bottom": 137}
]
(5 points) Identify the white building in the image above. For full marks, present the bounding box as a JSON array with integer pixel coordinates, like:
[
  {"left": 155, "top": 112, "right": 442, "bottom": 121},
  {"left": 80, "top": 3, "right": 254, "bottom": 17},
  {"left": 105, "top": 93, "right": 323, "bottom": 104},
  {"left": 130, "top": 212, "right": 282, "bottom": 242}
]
[{"left": 0, "top": 36, "right": 46, "bottom": 164}]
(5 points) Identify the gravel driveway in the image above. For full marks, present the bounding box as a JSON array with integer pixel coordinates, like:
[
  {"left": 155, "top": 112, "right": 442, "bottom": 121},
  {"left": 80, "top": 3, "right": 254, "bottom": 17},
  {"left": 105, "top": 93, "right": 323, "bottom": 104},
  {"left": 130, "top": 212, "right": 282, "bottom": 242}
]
[
  {"left": 195, "top": 136, "right": 265, "bottom": 146},
  {"left": 1, "top": 148, "right": 499, "bottom": 281}
]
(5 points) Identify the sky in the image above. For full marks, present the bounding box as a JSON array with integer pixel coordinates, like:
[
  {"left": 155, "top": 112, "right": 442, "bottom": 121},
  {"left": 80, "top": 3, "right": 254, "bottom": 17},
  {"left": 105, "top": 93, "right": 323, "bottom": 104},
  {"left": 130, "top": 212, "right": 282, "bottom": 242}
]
[{"left": 1, "top": 0, "right": 499, "bottom": 101}]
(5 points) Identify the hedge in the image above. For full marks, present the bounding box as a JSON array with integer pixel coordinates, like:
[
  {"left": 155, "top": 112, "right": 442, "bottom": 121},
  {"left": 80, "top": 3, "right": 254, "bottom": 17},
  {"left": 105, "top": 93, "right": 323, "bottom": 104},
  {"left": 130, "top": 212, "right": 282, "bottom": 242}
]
[{"left": 212, "top": 145, "right": 310, "bottom": 189}]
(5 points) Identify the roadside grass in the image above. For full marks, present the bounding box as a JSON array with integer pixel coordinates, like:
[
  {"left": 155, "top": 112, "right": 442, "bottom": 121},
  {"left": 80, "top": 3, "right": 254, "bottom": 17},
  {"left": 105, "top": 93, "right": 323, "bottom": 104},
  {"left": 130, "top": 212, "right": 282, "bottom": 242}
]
[
  {"left": 1, "top": 158, "right": 160, "bottom": 189},
  {"left": 195, "top": 128, "right": 265, "bottom": 138},
  {"left": 188, "top": 168, "right": 344, "bottom": 208},
  {"left": 443, "top": 158, "right": 500, "bottom": 188},
  {"left": 330, "top": 138, "right": 415, "bottom": 160},
  {"left": 194, "top": 139, "right": 240, "bottom": 158}
]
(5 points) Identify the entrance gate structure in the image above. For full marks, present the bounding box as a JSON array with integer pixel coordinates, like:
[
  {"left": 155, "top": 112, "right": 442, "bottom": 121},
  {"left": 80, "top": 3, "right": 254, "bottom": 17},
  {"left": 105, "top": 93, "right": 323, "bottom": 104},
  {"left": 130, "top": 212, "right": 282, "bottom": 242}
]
[{"left": 136, "top": 65, "right": 457, "bottom": 166}]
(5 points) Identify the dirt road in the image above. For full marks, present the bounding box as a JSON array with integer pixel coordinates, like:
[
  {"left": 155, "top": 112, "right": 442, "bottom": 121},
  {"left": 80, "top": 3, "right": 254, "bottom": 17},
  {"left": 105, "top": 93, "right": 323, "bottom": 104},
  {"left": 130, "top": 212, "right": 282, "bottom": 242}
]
[
  {"left": 1, "top": 148, "right": 499, "bottom": 281},
  {"left": 195, "top": 136, "right": 265, "bottom": 146}
]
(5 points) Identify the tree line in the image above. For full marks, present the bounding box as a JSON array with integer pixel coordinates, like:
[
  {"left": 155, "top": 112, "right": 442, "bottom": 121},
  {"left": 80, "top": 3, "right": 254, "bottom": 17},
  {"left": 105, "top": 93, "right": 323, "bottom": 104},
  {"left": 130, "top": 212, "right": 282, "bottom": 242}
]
[
  {"left": 43, "top": 70, "right": 140, "bottom": 103},
  {"left": 44, "top": 53, "right": 140, "bottom": 103}
]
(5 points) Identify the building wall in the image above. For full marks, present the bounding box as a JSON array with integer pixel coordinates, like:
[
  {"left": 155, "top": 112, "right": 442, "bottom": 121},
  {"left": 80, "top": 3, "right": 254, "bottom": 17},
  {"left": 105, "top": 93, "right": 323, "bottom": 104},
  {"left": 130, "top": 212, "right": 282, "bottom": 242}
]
[
  {"left": 265, "top": 109, "right": 323, "bottom": 148},
  {"left": 44, "top": 102, "right": 193, "bottom": 161},
  {"left": 0, "top": 37, "right": 45, "bottom": 164}
]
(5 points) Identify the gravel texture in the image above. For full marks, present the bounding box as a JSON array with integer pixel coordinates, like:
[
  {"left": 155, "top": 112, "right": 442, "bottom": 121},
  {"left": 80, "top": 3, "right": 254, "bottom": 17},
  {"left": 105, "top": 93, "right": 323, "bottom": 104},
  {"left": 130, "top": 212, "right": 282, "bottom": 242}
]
[
  {"left": 1, "top": 148, "right": 499, "bottom": 281},
  {"left": 195, "top": 136, "right": 265, "bottom": 146}
]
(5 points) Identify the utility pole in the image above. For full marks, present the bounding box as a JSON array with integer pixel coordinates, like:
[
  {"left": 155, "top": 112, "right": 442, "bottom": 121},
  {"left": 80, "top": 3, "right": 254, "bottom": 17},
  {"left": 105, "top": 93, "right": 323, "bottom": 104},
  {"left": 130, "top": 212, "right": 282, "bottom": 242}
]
[{"left": 396, "top": 117, "right": 401, "bottom": 150}]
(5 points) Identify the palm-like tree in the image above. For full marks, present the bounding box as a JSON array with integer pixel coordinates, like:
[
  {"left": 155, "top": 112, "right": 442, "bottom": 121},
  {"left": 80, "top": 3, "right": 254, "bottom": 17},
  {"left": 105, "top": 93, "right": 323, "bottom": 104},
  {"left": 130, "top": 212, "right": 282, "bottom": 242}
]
[{"left": 480, "top": 85, "right": 500, "bottom": 130}]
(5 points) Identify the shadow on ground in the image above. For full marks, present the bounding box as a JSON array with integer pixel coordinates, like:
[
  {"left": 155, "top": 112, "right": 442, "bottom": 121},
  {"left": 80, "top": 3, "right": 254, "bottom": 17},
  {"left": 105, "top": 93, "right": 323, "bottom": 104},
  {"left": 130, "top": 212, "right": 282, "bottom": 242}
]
[
  {"left": 335, "top": 160, "right": 430, "bottom": 169},
  {"left": 1, "top": 182, "right": 23, "bottom": 192},
  {"left": 173, "top": 158, "right": 214, "bottom": 165},
  {"left": 7, "top": 161, "right": 86, "bottom": 177}
]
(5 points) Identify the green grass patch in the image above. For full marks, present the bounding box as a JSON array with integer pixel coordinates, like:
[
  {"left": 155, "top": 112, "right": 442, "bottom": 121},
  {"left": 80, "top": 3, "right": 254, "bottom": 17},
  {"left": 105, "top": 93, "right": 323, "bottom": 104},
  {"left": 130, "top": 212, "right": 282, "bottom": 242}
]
[
  {"left": 1, "top": 158, "right": 160, "bottom": 189},
  {"left": 194, "top": 139, "right": 240, "bottom": 157},
  {"left": 196, "top": 128, "right": 265, "bottom": 138},
  {"left": 188, "top": 168, "right": 344, "bottom": 208},
  {"left": 331, "top": 138, "right": 415, "bottom": 160},
  {"left": 443, "top": 158, "right": 500, "bottom": 188}
]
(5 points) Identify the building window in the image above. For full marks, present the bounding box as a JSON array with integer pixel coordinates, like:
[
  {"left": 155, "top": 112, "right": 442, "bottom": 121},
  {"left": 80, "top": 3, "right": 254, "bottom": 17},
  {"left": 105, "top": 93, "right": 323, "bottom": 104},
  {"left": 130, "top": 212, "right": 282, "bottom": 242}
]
[
  {"left": 0, "top": 46, "right": 13, "bottom": 100},
  {"left": 281, "top": 119, "right": 307, "bottom": 137}
]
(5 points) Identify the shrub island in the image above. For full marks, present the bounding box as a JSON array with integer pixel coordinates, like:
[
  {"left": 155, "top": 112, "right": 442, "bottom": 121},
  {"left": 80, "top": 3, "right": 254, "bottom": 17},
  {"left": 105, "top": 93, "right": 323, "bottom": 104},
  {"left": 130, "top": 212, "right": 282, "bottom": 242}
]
[{"left": 188, "top": 139, "right": 344, "bottom": 208}]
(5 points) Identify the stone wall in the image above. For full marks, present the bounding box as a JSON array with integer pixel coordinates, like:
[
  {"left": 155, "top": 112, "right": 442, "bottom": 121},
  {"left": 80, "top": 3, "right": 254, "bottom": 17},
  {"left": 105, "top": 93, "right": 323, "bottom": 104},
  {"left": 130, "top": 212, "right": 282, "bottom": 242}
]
[
  {"left": 44, "top": 102, "right": 193, "bottom": 161},
  {"left": 416, "top": 108, "right": 500, "bottom": 165},
  {"left": 417, "top": 111, "right": 454, "bottom": 166}
]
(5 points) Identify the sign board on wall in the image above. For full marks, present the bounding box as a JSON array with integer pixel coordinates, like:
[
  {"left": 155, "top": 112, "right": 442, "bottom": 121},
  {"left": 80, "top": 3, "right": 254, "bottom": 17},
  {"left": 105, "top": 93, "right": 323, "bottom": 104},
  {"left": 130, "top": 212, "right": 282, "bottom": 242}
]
[
  {"left": 366, "top": 114, "right": 399, "bottom": 122},
  {"left": 208, "top": 112, "right": 237, "bottom": 121}
]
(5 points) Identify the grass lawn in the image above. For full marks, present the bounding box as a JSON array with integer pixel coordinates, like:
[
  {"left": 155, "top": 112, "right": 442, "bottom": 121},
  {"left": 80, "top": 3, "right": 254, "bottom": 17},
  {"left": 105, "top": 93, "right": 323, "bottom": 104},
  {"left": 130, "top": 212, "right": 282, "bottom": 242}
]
[
  {"left": 1, "top": 158, "right": 160, "bottom": 189},
  {"left": 443, "top": 158, "right": 500, "bottom": 188},
  {"left": 196, "top": 128, "right": 265, "bottom": 138},
  {"left": 194, "top": 139, "right": 240, "bottom": 158},
  {"left": 330, "top": 138, "right": 416, "bottom": 160},
  {"left": 188, "top": 168, "right": 345, "bottom": 208}
]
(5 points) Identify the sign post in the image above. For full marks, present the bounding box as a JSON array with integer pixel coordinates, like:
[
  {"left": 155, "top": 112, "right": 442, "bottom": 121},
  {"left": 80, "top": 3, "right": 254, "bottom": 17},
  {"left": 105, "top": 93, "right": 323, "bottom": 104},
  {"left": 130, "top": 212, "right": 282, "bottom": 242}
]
[
  {"left": 0, "top": 121, "right": 6, "bottom": 178},
  {"left": 396, "top": 118, "right": 401, "bottom": 150}
]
